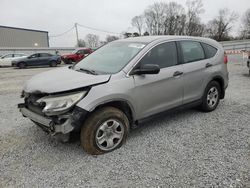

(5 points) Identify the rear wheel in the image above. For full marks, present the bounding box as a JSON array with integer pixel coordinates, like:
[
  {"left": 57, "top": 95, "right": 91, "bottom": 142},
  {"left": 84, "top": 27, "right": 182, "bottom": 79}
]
[
  {"left": 200, "top": 81, "right": 221, "bottom": 112},
  {"left": 18, "top": 62, "right": 26, "bottom": 69},
  {"left": 80, "top": 107, "right": 129, "bottom": 155}
]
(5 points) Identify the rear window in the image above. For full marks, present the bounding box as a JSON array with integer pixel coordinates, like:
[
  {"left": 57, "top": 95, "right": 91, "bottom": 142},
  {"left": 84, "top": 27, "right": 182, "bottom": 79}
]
[
  {"left": 83, "top": 49, "right": 91, "bottom": 54},
  {"left": 180, "top": 41, "right": 205, "bottom": 63},
  {"left": 14, "top": 54, "right": 24, "bottom": 57},
  {"left": 201, "top": 43, "right": 218, "bottom": 58}
]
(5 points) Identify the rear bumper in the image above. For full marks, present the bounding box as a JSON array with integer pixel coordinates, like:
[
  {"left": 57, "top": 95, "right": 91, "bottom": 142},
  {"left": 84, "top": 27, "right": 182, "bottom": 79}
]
[{"left": 18, "top": 104, "right": 87, "bottom": 135}]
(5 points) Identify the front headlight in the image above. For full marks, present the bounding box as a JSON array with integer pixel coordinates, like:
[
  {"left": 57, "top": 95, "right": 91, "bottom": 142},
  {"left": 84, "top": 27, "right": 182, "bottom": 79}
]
[{"left": 37, "top": 91, "right": 87, "bottom": 115}]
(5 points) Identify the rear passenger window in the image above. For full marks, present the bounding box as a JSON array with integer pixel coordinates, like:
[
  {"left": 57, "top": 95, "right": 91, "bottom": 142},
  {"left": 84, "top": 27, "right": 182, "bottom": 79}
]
[
  {"left": 140, "top": 42, "right": 178, "bottom": 69},
  {"left": 83, "top": 49, "right": 90, "bottom": 55},
  {"left": 180, "top": 41, "right": 205, "bottom": 63},
  {"left": 202, "top": 43, "right": 218, "bottom": 58},
  {"left": 40, "top": 53, "right": 52, "bottom": 57}
]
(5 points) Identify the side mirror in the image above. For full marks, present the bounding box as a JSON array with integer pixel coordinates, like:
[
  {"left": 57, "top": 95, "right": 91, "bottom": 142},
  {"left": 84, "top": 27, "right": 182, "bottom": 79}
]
[{"left": 131, "top": 64, "right": 160, "bottom": 75}]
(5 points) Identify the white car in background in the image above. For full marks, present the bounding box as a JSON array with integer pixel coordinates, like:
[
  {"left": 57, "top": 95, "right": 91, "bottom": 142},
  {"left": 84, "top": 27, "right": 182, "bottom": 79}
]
[{"left": 0, "top": 53, "right": 27, "bottom": 67}]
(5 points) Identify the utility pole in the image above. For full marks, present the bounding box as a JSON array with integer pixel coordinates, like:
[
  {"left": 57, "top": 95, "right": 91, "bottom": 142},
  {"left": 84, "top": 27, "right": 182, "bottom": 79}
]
[{"left": 75, "top": 23, "right": 79, "bottom": 47}]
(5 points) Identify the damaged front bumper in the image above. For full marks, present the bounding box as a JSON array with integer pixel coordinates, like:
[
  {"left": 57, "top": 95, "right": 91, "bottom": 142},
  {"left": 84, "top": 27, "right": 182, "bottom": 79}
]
[{"left": 18, "top": 103, "right": 87, "bottom": 135}]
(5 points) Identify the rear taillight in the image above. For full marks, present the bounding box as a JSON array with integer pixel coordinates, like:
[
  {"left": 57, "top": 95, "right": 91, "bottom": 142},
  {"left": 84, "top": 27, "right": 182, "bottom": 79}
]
[{"left": 224, "top": 52, "right": 228, "bottom": 64}]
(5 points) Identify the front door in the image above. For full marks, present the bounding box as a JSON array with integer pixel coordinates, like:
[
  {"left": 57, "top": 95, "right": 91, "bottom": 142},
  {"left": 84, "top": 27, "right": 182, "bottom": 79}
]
[
  {"left": 26, "top": 53, "right": 40, "bottom": 66},
  {"left": 132, "top": 41, "right": 184, "bottom": 119}
]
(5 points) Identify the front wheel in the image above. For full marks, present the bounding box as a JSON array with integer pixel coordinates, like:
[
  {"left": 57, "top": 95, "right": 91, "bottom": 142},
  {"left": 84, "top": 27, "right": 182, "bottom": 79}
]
[
  {"left": 80, "top": 107, "right": 129, "bottom": 155},
  {"left": 200, "top": 81, "right": 221, "bottom": 112}
]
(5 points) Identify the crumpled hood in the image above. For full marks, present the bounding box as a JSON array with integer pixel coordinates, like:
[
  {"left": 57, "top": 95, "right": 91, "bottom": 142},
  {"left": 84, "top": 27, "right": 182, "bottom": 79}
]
[{"left": 24, "top": 66, "right": 111, "bottom": 94}]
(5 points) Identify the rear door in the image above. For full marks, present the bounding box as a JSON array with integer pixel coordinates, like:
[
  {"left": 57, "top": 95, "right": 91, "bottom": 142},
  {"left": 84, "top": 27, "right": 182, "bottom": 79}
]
[
  {"left": 132, "top": 41, "right": 184, "bottom": 119},
  {"left": 179, "top": 40, "right": 212, "bottom": 104}
]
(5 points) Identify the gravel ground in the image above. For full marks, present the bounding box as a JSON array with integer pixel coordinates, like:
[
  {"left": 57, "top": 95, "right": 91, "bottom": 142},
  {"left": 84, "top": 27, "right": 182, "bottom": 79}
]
[{"left": 0, "top": 58, "right": 249, "bottom": 187}]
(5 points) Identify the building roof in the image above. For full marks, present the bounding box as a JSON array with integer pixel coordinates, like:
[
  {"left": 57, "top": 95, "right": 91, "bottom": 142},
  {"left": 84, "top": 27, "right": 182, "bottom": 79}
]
[{"left": 0, "top": 25, "right": 48, "bottom": 33}]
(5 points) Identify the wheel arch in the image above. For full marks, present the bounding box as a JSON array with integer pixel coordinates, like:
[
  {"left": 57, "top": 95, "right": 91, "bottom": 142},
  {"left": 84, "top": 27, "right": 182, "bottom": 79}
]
[
  {"left": 17, "top": 61, "right": 26, "bottom": 67},
  {"left": 209, "top": 75, "right": 225, "bottom": 99},
  {"left": 89, "top": 100, "right": 135, "bottom": 127}
]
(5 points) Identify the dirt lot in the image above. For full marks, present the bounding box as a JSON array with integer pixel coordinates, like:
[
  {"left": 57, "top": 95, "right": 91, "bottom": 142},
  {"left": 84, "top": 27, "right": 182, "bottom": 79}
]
[{"left": 0, "top": 58, "right": 250, "bottom": 187}]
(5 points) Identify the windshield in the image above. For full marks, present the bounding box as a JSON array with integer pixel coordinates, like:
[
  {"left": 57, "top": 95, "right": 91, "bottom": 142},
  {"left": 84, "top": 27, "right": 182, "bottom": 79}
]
[{"left": 74, "top": 41, "right": 145, "bottom": 74}]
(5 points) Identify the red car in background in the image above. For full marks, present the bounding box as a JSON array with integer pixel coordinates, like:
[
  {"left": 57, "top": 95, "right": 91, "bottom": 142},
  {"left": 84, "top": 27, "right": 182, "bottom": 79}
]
[{"left": 61, "top": 48, "right": 93, "bottom": 64}]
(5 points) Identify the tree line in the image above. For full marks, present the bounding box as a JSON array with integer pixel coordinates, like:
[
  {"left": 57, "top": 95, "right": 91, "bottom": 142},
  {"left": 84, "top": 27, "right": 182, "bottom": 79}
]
[
  {"left": 77, "top": 34, "right": 119, "bottom": 48},
  {"left": 130, "top": 0, "right": 250, "bottom": 41},
  {"left": 77, "top": 0, "right": 250, "bottom": 47}
]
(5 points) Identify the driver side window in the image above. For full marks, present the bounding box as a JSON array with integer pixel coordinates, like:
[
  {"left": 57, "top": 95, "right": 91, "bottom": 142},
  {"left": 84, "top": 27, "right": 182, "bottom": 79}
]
[
  {"left": 140, "top": 42, "right": 178, "bottom": 69},
  {"left": 30, "top": 54, "right": 39, "bottom": 58}
]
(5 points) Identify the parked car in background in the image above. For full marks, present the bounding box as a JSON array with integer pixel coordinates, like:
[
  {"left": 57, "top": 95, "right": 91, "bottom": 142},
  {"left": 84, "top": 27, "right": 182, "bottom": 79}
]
[
  {"left": 0, "top": 53, "right": 27, "bottom": 67},
  {"left": 18, "top": 36, "right": 229, "bottom": 155},
  {"left": 61, "top": 48, "right": 93, "bottom": 64},
  {"left": 12, "top": 53, "right": 61, "bottom": 68}
]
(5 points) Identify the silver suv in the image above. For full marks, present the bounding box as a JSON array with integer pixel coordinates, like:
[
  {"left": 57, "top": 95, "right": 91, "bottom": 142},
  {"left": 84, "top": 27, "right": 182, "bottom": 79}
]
[{"left": 18, "top": 36, "right": 229, "bottom": 155}]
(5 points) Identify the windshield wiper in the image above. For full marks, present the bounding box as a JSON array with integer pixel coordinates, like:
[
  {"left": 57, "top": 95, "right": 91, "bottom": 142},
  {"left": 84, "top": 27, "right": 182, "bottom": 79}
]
[{"left": 77, "top": 68, "right": 98, "bottom": 75}]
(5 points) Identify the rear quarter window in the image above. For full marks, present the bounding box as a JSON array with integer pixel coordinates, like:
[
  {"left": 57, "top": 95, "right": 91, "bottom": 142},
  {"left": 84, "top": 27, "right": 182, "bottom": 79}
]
[{"left": 201, "top": 43, "right": 218, "bottom": 58}]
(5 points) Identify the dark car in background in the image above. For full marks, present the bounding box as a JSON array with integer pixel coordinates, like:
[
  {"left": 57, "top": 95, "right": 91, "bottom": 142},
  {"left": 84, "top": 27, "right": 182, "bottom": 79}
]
[
  {"left": 247, "top": 54, "right": 250, "bottom": 75},
  {"left": 61, "top": 48, "right": 93, "bottom": 64},
  {"left": 12, "top": 53, "right": 61, "bottom": 68}
]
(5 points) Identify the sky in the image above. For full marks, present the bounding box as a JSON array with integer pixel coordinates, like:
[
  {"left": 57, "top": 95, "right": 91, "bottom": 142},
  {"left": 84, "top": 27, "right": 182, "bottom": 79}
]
[{"left": 0, "top": 0, "right": 249, "bottom": 47}]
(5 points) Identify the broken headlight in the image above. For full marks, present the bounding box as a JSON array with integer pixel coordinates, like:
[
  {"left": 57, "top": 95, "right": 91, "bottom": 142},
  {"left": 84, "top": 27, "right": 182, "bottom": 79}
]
[{"left": 37, "top": 91, "right": 87, "bottom": 115}]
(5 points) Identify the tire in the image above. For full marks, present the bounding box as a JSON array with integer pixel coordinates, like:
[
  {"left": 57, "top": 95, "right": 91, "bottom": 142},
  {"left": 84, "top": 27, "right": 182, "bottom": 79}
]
[
  {"left": 200, "top": 81, "right": 221, "bottom": 112},
  {"left": 80, "top": 107, "right": 129, "bottom": 155},
  {"left": 50, "top": 61, "right": 57, "bottom": 67},
  {"left": 18, "top": 62, "right": 26, "bottom": 69},
  {"left": 68, "top": 59, "right": 73, "bottom": 64}
]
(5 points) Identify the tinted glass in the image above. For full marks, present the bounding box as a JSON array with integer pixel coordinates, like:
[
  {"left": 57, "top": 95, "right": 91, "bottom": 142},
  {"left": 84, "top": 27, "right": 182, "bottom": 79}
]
[
  {"left": 3, "top": 54, "right": 13, "bottom": 58},
  {"left": 140, "top": 42, "right": 178, "bottom": 68},
  {"left": 40, "top": 53, "right": 51, "bottom": 57},
  {"left": 74, "top": 42, "right": 145, "bottom": 74},
  {"left": 202, "top": 43, "right": 218, "bottom": 58},
  {"left": 180, "top": 41, "right": 205, "bottom": 63},
  {"left": 14, "top": 54, "right": 24, "bottom": 57},
  {"left": 77, "top": 50, "right": 84, "bottom": 54},
  {"left": 83, "top": 49, "right": 90, "bottom": 54},
  {"left": 30, "top": 54, "right": 39, "bottom": 58}
]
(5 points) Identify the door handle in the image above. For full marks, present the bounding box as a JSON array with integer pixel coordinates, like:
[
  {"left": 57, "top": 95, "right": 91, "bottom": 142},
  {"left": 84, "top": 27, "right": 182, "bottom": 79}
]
[
  {"left": 173, "top": 71, "right": 183, "bottom": 77},
  {"left": 206, "top": 63, "right": 213, "bottom": 68}
]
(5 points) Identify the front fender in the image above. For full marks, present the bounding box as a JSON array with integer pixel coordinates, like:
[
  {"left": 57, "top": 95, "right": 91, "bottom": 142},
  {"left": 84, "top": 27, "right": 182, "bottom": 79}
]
[{"left": 76, "top": 76, "right": 138, "bottom": 119}]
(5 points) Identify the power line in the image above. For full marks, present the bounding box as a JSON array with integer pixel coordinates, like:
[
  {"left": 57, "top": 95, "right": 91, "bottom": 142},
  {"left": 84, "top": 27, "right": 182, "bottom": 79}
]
[
  {"left": 49, "top": 23, "right": 122, "bottom": 42},
  {"left": 77, "top": 23, "right": 121, "bottom": 35},
  {"left": 49, "top": 26, "right": 75, "bottom": 38}
]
